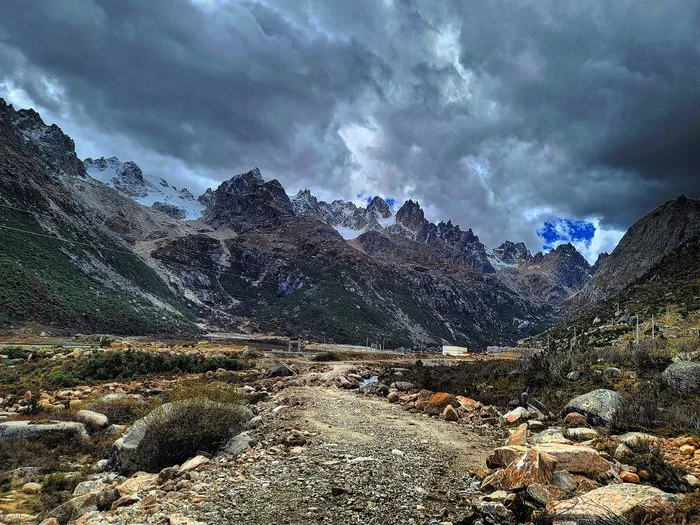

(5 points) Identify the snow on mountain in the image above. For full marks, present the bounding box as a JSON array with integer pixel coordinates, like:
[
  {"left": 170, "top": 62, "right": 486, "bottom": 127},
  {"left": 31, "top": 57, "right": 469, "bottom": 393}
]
[
  {"left": 83, "top": 156, "right": 204, "bottom": 220},
  {"left": 291, "top": 189, "right": 395, "bottom": 238}
]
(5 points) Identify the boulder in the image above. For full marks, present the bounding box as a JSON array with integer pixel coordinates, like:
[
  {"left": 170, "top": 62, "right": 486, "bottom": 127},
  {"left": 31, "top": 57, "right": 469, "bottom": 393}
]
[
  {"left": 502, "top": 406, "right": 530, "bottom": 424},
  {"left": 661, "top": 361, "right": 700, "bottom": 394},
  {"left": 389, "top": 381, "right": 415, "bottom": 392},
  {"left": 547, "top": 484, "right": 680, "bottom": 524},
  {"left": 424, "top": 393, "right": 458, "bottom": 415},
  {"left": 552, "top": 470, "right": 577, "bottom": 493},
  {"left": 534, "top": 444, "right": 613, "bottom": 479},
  {"left": 414, "top": 389, "right": 434, "bottom": 411},
  {"left": 561, "top": 389, "right": 623, "bottom": 426},
  {"left": 481, "top": 448, "right": 557, "bottom": 491},
  {"left": 532, "top": 428, "right": 571, "bottom": 445},
  {"left": 177, "top": 455, "right": 209, "bottom": 474},
  {"left": 116, "top": 472, "right": 157, "bottom": 496},
  {"left": 486, "top": 445, "right": 529, "bottom": 469},
  {"left": 266, "top": 362, "right": 295, "bottom": 378},
  {"left": 526, "top": 483, "right": 563, "bottom": 505},
  {"left": 563, "top": 412, "right": 587, "bottom": 427},
  {"left": 387, "top": 392, "right": 400, "bottom": 403},
  {"left": 0, "top": 421, "right": 88, "bottom": 440},
  {"left": 47, "top": 493, "right": 99, "bottom": 524},
  {"left": 223, "top": 431, "right": 254, "bottom": 456},
  {"left": 76, "top": 410, "right": 109, "bottom": 430}
]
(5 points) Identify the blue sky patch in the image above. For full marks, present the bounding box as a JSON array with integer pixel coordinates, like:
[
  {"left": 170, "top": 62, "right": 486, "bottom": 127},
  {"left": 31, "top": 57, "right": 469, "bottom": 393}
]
[{"left": 538, "top": 218, "right": 595, "bottom": 251}]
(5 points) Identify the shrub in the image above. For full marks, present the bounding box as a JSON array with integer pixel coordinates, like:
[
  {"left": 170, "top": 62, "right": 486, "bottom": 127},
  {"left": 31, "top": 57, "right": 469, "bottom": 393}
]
[
  {"left": 89, "top": 395, "right": 159, "bottom": 425},
  {"left": 168, "top": 380, "right": 244, "bottom": 405},
  {"left": 121, "top": 398, "right": 250, "bottom": 472},
  {"left": 49, "top": 370, "right": 78, "bottom": 387},
  {"left": 71, "top": 350, "right": 244, "bottom": 381},
  {"left": 623, "top": 441, "right": 688, "bottom": 493},
  {"left": 312, "top": 351, "right": 341, "bottom": 362},
  {"left": 2, "top": 345, "right": 28, "bottom": 359}
]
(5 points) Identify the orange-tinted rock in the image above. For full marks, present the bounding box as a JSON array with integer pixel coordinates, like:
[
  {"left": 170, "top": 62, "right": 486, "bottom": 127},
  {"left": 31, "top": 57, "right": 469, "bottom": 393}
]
[
  {"left": 415, "top": 389, "right": 433, "bottom": 410},
  {"left": 456, "top": 396, "right": 482, "bottom": 411},
  {"left": 564, "top": 412, "right": 587, "bottom": 426},
  {"left": 481, "top": 448, "right": 557, "bottom": 491},
  {"left": 424, "top": 392, "right": 458, "bottom": 415},
  {"left": 548, "top": 484, "right": 680, "bottom": 523},
  {"left": 620, "top": 471, "right": 640, "bottom": 483},
  {"left": 486, "top": 445, "right": 529, "bottom": 469},
  {"left": 506, "top": 423, "right": 530, "bottom": 446},
  {"left": 571, "top": 474, "right": 601, "bottom": 493},
  {"left": 534, "top": 444, "right": 613, "bottom": 479}
]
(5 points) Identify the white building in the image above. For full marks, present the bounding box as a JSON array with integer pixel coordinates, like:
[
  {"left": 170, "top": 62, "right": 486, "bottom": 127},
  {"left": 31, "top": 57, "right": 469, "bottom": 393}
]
[{"left": 442, "top": 345, "right": 470, "bottom": 356}]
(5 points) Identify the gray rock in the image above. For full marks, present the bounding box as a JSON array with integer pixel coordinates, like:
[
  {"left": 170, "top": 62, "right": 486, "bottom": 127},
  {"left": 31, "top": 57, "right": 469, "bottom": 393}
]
[
  {"left": 76, "top": 409, "right": 109, "bottom": 430},
  {"left": 566, "top": 371, "right": 582, "bottom": 381},
  {"left": 247, "top": 415, "right": 262, "bottom": 429},
  {"left": 223, "top": 431, "right": 254, "bottom": 456},
  {"left": 661, "top": 361, "right": 700, "bottom": 394},
  {"left": 552, "top": 470, "right": 577, "bottom": 493},
  {"left": 561, "top": 389, "right": 623, "bottom": 426},
  {"left": 389, "top": 381, "right": 416, "bottom": 392},
  {"left": 0, "top": 420, "right": 88, "bottom": 440},
  {"left": 604, "top": 367, "right": 622, "bottom": 379}
]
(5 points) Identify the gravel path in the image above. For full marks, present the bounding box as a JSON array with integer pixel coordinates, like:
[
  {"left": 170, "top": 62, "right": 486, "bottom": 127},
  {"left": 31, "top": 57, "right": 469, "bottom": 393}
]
[{"left": 112, "top": 386, "right": 500, "bottom": 525}]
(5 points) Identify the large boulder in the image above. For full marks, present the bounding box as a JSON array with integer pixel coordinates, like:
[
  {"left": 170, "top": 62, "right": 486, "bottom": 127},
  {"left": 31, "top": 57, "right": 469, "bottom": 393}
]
[
  {"left": 534, "top": 444, "right": 613, "bottom": 479},
  {"left": 115, "top": 400, "right": 252, "bottom": 473},
  {"left": 548, "top": 484, "right": 680, "bottom": 524},
  {"left": 561, "top": 389, "right": 623, "bottom": 426},
  {"left": 0, "top": 421, "right": 88, "bottom": 440},
  {"left": 661, "top": 361, "right": 700, "bottom": 394},
  {"left": 76, "top": 410, "right": 109, "bottom": 430},
  {"left": 482, "top": 448, "right": 557, "bottom": 491},
  {"left": 423, "top": 393, "right": 458, "bottom": 415}
]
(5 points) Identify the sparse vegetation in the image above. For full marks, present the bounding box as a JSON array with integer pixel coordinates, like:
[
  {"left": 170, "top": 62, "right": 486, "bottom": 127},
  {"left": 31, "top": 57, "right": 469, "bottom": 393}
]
[{"left": 312, "top": 351, "right": 342, "bottom": 362}]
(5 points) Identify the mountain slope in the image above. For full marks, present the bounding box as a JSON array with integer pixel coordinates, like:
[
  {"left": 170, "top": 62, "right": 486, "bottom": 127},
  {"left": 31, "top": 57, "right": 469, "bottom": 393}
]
[
  {"left": 574, "top": 195, "right": 700, "bottom": 305},
  {"left": 528, "top": 236, "right": 700, "bottom": 349},
  {"left": 0, "top": 99, "right": 199, "bottom": 334}
]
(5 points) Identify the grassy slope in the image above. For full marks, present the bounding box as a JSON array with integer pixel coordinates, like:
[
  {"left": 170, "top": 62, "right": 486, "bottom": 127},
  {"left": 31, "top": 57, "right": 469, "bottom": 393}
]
[{"left": 532, "top": 238, "right": 700, "bottom": 348}]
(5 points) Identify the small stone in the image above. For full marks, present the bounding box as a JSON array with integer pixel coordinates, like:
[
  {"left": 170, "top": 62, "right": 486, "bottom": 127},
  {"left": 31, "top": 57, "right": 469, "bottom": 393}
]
[
  {"left": 505, "top": 423, "right": 529, "bottom": 446},
  {"left": 604, "top": 367, "right": 622, "bottom": 379},
  {"left": 614, "top": 443, "right": 633, "bottom": 460},
  {"left": 680, "top": 444, "right": 696, "bottom": 456},
  {"left": 620, "top": 471, "right": 640, "bottom": 483},
  {"left": 564, "top": 412, "right": 587, "bottom": 426},
  {"left": 387, "top": 391, "right": 400, "bottom": 403},
  {"left": 22, "top": 482, "right": 42, "bottom": 494},
  {"left": 178, "top": 455, "right": 210, "bottom": 474},
  {"left": 391, "top": 449, "right": 405, "bottom": 457},
  {"left": 684, "top": 474, "right": 699, "bottom": 487},
  {"left": 442, "top": 405, "right": 459, "bottom": 421}
]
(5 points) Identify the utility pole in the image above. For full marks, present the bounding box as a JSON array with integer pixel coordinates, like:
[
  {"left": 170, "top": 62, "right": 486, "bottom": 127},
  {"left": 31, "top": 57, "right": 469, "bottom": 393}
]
[
  {"left": 635, "top": 315, "right": 639, "bottom": 346},
  {"left": 366, "top": 336, "right": 369, "bottom": 349}
]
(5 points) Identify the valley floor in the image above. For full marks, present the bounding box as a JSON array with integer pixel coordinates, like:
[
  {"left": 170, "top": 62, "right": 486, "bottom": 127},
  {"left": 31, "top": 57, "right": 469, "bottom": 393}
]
[{"left": 84, "top": 382, "right": 498, "bottom": 524}]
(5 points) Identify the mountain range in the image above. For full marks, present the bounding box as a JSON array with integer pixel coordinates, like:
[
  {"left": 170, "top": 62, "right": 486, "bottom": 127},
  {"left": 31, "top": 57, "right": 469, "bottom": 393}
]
[{"left": 0, "top": 97, "right": 697, "bottom": 350}]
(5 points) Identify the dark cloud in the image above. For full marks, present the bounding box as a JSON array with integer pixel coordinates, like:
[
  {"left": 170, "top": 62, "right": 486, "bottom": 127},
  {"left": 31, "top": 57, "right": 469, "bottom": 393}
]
[{"left": 0, "top": 0, "right": 698, "bottom": 259}]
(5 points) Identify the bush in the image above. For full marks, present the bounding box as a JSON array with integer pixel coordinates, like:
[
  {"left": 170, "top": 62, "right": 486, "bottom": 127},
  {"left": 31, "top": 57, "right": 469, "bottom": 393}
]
[
  {"left": 312, "top": 351, "right": 341, "bottom": 362},
  {"left": 49, "top": 370, "right": 78, "bottom": 387},
  {"left": 2, "top": 345, "right": 28, "bottom": 359},
  {"left": 623, "top": 441, "right": 689, "bottom": 493},
  {"left": 89, "top": 395, "right": 159, "bottom": 425},
  {"left": 120, "top": 398, "right": 250, "bottom": 472},
  {"left": 71, "top": 350, "right": 244, "bottom": 381},
  {"left": 168, "top": 380, "right": 244, "bottom": 405}
]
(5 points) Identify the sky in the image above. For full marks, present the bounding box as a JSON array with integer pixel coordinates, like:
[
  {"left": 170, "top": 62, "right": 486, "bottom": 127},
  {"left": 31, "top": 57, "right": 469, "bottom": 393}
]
[{"left": 1, "top": 0, "right": 699, "bottom": 263}]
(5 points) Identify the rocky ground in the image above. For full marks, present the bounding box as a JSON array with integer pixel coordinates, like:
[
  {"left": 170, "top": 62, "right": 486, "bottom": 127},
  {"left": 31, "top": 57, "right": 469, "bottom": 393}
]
[{"left": 1, "top": 342, "right": 699, "bottom": 525}]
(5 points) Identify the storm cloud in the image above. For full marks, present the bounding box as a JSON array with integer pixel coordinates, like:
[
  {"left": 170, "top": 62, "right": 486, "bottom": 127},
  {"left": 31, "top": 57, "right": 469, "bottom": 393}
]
[{"left": 0, "top": 0, "right": 698, "bottom": 260}]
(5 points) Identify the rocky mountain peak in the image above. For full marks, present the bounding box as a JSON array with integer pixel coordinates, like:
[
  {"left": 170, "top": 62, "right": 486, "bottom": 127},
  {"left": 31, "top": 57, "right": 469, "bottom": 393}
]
[
  {"left": 525, "top": 242, "right": 592, "bottom": 290},
  {"left": 83, "top": 155, "right": 203, "bottom": 219},
  {"left": 1, "top": 97, "right": 86, "bottom": 177},
  {"left": 366, "top": 196, "right": 391, "bottom": 218},
  {"left": 493, "top": 241, "right": 532, "bottom": 264},
  {"left": 395, "top": 200, "right": 426, "bottom": 231},
  {"left": 576, "top": 194, "right": 700, "bottom": 304},
  {"left": 592, "top": 251, "right": 609, "bottom": 274},
  {"left": 204, "top": 168, "right": 295, "bottom": 231}
]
